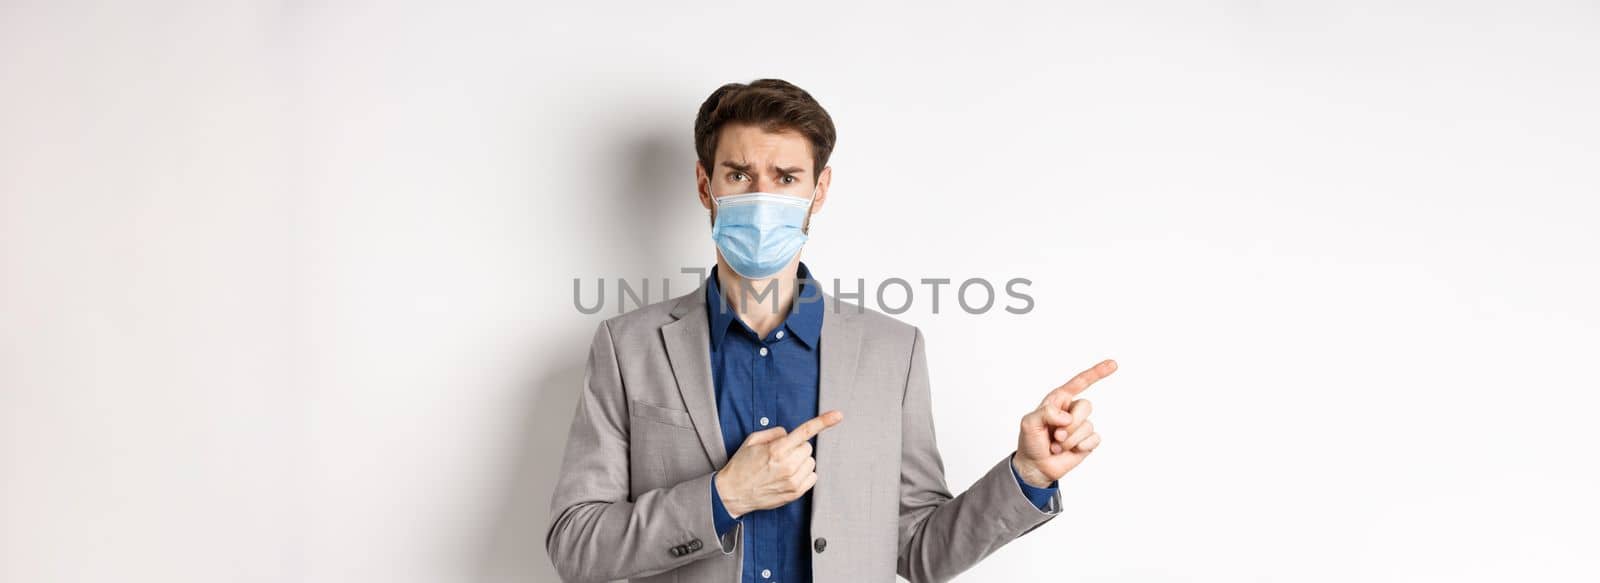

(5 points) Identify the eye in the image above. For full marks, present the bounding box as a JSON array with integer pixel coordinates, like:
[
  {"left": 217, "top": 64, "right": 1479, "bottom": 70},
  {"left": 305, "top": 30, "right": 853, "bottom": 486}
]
[
  {"left": 729, "top": 172, "right": 748, "bottom": 182},
  {"left": 780, "top": 175, "right": 796, "bottom": 184}
]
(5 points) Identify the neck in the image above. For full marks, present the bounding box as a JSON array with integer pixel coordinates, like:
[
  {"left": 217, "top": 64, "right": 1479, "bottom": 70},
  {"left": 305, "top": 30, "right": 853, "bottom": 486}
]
[{"left": 715, "top": 256, "right": 801, "bottom": 338}]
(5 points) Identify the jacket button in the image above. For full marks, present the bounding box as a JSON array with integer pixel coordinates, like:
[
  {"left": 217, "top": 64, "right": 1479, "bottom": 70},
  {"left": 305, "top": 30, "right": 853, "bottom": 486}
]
[
  {"left": 687, "top": 538, "right": 702, "bottom": 551},
  {"left": 813, "top": 537, "right": 827, "bottom": 553}
]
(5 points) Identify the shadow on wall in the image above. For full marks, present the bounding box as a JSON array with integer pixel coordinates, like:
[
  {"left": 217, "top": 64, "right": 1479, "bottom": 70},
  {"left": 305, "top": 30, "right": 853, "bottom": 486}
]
[{"left": 473, "top": 112, "right": 699, "bottom": 583}]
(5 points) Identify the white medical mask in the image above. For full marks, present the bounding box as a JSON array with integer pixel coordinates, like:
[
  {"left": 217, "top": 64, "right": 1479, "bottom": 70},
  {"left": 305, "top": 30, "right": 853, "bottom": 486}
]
[{"left": 708, "top": 183, "right": 819, "bottom": 279}]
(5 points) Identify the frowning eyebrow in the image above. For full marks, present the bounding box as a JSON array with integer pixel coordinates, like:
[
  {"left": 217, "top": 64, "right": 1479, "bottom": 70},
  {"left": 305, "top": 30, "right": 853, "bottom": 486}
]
[{"left": 719, "top": 160, "right": 808, "bottom": 175}]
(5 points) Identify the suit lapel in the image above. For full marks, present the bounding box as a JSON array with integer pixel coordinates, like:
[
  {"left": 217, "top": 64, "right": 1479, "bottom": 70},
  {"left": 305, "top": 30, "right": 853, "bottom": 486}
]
[
  {"left": 817, "top": 292, "right": 862, "bottom": 431},
  {"left": 813, "top": 292, "right": 862, "bottom": 519},
  {"left": 661, "top": 283, "right": 730, "bottom": 469}
]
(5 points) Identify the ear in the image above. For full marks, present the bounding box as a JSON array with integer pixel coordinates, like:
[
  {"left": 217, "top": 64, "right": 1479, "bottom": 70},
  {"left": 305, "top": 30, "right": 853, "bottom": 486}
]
[
  {"left": 695, "top": 160, "right": 714, "bottom": 211},
  {"left": 811, "top": 165, "right": 832, "bottom": 214}
]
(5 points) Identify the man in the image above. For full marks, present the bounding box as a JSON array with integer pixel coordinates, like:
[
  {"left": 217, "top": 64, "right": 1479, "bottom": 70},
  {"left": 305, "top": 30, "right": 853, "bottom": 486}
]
[{"left": 546, "top": 79, "right": 1115, "bottom": 583}]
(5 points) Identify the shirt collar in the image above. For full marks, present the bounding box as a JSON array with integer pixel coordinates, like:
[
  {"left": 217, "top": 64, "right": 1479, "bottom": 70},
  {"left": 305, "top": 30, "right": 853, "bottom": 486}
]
[{"left": 705, "top": 262, "right": 824, "bottom": 349}]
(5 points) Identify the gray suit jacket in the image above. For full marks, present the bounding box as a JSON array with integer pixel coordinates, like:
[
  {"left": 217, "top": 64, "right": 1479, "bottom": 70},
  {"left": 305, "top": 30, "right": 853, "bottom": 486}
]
[{"left": 546, "top": 282, "right": 1061, "bottom": 583}]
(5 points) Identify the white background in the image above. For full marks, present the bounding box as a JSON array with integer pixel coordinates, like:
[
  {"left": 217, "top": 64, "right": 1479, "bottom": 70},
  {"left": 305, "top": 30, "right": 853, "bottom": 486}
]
[{"left": 3, "top": 1, "right": 1598, "bottom": 582}]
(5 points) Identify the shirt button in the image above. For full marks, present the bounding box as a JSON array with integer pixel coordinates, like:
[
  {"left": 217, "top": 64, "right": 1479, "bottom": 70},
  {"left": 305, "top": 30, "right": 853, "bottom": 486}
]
[
  {"left": 761, "top": 568, "right": 772, "bottom": 578},
  {"left": 775, "top": 330, "right": 785, "bottom": 339},
  {"left": 759, "top": 347, "right": 769, "bottom": 357},
  {"left": 759, "top": 416, "right": 769, "bottom": 426}
]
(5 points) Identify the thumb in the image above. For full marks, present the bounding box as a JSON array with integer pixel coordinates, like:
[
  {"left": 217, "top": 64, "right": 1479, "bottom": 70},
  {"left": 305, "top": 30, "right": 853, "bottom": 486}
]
[
  {"left": 1019, "top": 408, "right": 1049, "bottom": 433},
  {"left": 744, "top": 426, "right": 788, "bottom": 445}
]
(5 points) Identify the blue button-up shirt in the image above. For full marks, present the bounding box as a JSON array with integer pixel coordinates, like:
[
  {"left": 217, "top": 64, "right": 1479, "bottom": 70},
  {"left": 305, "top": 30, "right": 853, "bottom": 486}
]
[{"left": 705, "top": 262, "right": 1056, "bottom": 582}]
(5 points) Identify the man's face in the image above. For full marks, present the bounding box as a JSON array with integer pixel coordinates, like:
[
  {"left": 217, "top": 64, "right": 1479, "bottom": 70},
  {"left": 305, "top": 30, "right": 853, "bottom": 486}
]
[{"left": 697, "top": 123, "right": 831, "bottom": 229}]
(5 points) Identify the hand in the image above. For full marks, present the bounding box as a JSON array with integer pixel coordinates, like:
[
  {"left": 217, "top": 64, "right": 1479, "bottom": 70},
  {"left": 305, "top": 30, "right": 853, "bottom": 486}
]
[
  {"left": 714, "top": 410, "right": 844, "bottom": 518},
  {"left": 1013, "top": 359, "right": 1117, "bottom": 488}
]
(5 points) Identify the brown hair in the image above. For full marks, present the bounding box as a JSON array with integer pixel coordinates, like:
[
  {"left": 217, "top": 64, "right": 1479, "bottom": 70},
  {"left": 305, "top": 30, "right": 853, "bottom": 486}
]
[{"left": 694, "top": 79, "right": 837, "bottom": 181}]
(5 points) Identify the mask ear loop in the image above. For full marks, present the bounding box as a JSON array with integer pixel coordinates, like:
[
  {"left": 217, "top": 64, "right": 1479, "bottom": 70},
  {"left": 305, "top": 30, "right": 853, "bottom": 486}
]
[
  {"left": 705, "top": 174, "right": 720, "bottom": 208},
  {"left": 800, "top": 180, "right": 821, "bottom": 233}
]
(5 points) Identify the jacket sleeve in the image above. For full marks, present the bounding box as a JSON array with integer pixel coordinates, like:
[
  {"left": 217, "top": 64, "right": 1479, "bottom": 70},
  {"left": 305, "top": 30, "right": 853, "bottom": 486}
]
[
  {"left": 896, "top": 327, "right": 1062, "bottom": 582},
  {"left": 545, "top": 320, "right": 734, "bottom": 583}
]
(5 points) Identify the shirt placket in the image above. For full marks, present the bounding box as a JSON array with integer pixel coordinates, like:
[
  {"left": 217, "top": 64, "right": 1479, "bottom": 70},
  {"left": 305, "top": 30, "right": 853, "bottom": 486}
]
[{"left": 754, "top": 331, "right": 775, "bottom": 582}]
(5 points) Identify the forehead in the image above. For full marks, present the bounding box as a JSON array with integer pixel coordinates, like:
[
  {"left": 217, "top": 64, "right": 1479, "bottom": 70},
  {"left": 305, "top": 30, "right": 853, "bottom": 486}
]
[{"left": 712, "top": 123, "right": 814, "bottom": 171}]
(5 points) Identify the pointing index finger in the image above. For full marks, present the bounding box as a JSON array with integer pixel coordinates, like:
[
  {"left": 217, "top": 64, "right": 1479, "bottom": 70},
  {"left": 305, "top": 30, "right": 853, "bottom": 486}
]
[
  {"left": 778, "top": 410, "right": 844, "bottom": 449},
  {"left": 1049, "top": 359, "right": 1118, "bottom": 401}
]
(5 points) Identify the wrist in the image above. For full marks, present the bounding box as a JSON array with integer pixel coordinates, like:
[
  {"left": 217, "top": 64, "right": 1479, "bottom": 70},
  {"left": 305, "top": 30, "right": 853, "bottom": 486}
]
[
  {"left": 1011, "top": 452, "right": 1054, "bottom": 489},
  {"left": 713, "top": 471, "right": 746, "bottom": 518}
]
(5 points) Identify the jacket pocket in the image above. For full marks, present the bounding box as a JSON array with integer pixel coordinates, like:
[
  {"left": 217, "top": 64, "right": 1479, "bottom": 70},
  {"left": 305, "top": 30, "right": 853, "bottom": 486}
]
[{"left": 629, "top": 399, "right": 695, "bottom": 429}]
